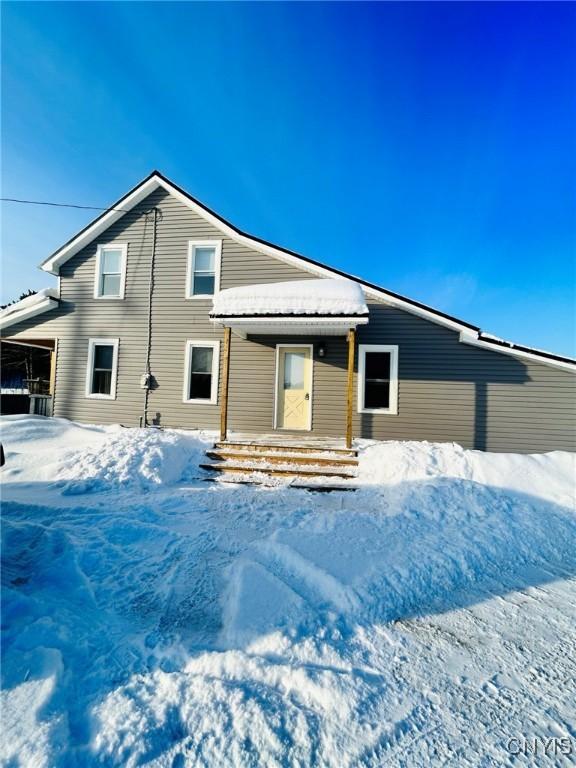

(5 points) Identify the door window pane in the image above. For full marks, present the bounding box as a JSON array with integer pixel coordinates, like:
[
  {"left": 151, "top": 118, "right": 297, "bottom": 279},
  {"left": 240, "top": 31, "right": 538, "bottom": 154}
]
[{"left": 284, "top": 352, "right": 305, "bottom": 389}]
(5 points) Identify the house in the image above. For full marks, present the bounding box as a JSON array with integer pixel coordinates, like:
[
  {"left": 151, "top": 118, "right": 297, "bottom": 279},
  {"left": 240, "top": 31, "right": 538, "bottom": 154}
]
[{"left": 1, "top": 170, "right": 575, "bottom": 453}]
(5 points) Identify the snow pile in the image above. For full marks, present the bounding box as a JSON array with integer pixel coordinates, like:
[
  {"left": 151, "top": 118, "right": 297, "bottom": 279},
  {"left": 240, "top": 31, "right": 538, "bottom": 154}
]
[
  {"left": 57, "top": 426, "right": 212, "bottom": 492},
  {"left": 0, "top": 415, "right": 213, "bottom": 493},
  {"left": 211, "top": 278, "right": 369, "bottom": 316},
  {"left": 358, "top": 439, "right": 575, "bottom": 507},
  {"left": 1, "top": 416, "right": 575, "bottom": 767}
]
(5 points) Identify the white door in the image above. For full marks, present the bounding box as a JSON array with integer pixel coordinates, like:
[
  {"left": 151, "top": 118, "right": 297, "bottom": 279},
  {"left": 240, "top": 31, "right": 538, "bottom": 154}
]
[{"left": 275, "top": 346, "right": 312, "bottom": 430}]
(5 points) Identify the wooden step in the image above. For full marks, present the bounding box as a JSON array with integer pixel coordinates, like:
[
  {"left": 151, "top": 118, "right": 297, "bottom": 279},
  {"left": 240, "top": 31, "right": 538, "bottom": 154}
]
[
  {"left": 206, "top": 450, "right": 358, "bottom": 467},
  {"left": 213, "top": 441, "right": 357, "bottom": 457},
  {"left": 200, "top": 463, "right": 356, "bottom": 479}
]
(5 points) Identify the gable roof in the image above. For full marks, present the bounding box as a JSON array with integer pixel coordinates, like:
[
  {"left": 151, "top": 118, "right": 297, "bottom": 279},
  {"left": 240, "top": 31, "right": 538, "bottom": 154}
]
[{"left": 39, "top": 171, "right": 575, "bottom": 372}]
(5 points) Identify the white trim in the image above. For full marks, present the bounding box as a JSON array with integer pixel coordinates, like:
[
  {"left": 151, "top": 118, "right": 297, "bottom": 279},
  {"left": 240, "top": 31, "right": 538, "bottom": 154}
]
[
  {"left": 0, "top": 297, "right": 59, "bottom": 330},
  {"left": 459, "top": 332, "right": 576, "bottom": 373},
  {"left": 185, "top": 240, "right": 222, "bottom": 299},
  {"left": 94, "top": 243, "right": 128, "bottom": 300},
  {"left": 183, "top": 340, "right": 220, "bottom": 405},
  {"left": 357, "top": 344, "right": 399, "bottom": 415},
  {"left": 37, "top": 172, "right": 576, "bottom": 372},
  {"left": 273, "top": 343, "right": 314, "bottom": 431},
  {"left": 211, "top": 316, "right": 369, "bottom": 337},
  {"left": 85, "top": 338, "right": 119, "bottom": 400},
  {"left": 41, "top": 177, "right": 160, "bottom": 274},
  {"left": 212, "top": 316, "right": 369, "bottom": 323}
]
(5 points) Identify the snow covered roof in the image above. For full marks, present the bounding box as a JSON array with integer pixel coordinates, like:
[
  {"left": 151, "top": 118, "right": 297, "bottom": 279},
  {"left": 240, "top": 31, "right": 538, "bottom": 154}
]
[
  {"left": 211, "top": 279, "right": 369, "bottom": 317},
  {"left": 0, "top": 288, "right": 59, "bottom": 331},
  {"left": 31, "top": 171, "right": 575, "bottom": 371}
]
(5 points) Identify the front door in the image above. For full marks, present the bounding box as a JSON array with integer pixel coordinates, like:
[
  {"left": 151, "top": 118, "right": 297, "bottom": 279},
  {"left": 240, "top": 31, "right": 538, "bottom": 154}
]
[{"left": 275, "top": 345, "right": 312, "bottom": 430}]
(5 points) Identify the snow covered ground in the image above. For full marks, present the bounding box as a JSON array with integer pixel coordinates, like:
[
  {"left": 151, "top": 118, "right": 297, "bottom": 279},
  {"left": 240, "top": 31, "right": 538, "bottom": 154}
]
[{"left": 1, "top": 415, "right": 575, "bottom": 767}]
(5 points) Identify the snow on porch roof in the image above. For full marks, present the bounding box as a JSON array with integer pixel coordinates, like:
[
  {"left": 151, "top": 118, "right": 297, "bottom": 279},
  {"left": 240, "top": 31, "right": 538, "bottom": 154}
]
[
  {"left": 0, "top": 288, "right": 60, "bottom": 331},
  {"left": 210, "top": 279, "right": 369, "bottom": 318}
]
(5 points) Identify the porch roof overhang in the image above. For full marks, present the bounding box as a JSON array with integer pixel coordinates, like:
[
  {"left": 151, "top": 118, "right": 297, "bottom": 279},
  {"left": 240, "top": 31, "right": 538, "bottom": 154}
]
[
  {"left": 210, "top": 278, "right": 369, "bottom": 336},
  {"left": 211, "top": 314, "right": 369, "bottom": 337}
]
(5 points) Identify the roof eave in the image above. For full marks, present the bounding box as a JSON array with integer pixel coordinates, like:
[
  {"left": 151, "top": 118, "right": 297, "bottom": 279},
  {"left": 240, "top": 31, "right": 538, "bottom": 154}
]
[
  {"left": 0, "top": 297, "right": 59, "bottom": 332},
  {"left": 35, "top": 170, "right": 575, "bottom": 371}
]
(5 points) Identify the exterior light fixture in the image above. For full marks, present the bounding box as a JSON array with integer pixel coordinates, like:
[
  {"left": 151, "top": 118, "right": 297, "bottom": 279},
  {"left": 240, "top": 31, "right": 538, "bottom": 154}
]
[{"left": 317, "top": 343, "right": 326, "bottom": 358}]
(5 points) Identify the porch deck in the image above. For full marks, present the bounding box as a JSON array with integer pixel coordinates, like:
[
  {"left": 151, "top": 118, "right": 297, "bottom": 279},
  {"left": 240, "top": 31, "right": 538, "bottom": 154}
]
[{"left": 220, "top": 432, "right": 356, "bottom": 453}]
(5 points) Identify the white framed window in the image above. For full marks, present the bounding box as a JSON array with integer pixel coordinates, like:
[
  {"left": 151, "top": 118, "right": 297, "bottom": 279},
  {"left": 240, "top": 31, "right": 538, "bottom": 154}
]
[
  {"left": 183, "top": 340, "right": 220, "bottom": 404},
  {"left": 357, "top": 344, "right": 398, "bottom": 414},
  {"left": 94, "top": 244, "right": 127, "bottom": 299},
  {"left": 85, "top": 338, "right": 119, "bottom": 399},
  {"left": 186, "top": 240, "right": 222, "bottom": 299}
]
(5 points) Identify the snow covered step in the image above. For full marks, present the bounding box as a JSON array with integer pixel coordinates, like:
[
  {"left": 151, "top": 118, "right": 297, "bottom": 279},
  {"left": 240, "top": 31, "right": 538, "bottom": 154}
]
[
  {"left": 200, "top": 462, "right": 357, "bottom": 479},
  {"left": 213, "top": 440, "right": 357, "bottom": 457},
  {"left": 204, "top": 475, "right": 358, "bottom": 491},
  {"left": 206, "top": 449, "right": 358, "bottom": 468}
]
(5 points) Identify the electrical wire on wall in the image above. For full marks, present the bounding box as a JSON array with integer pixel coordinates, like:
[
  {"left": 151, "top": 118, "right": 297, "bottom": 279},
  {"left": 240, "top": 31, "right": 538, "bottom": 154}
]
[{"left": 142, "top": 207, "right": 161, "bottom": 427}]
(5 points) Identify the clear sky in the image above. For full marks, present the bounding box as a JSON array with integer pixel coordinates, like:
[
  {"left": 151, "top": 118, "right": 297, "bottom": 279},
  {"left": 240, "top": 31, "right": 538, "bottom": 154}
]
[{"left": 2, "top": 1, "right": 575, "bottom": 356}]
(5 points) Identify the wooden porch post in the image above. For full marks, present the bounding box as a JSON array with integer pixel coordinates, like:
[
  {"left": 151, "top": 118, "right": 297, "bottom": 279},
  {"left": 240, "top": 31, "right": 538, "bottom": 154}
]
[
  {"left": 49, "top": 340, "right": 58, "bottom": 395},
  {"left": 346, "top": 327, "right": 356, "bottom": 449},
  {"left": 220, "top": 326, "right": 231, "bottom": 442}
]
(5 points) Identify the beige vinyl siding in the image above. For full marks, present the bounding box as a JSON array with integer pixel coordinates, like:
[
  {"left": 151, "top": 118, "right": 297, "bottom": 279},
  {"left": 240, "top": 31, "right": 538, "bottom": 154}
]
[
  {"left": 2, "top": 185, "right": 575, "bottom": 452},
  {"left": 353, "top": 303, "right": 576, "bottom": 452},
  {"left": 226, "top": 335, "right": 349, "bottom": 436}
]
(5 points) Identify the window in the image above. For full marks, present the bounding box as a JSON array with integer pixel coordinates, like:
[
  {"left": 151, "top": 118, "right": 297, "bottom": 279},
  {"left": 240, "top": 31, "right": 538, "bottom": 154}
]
[
  {"left": 357, "top": 344, "right": 398, "bottom": 414},
  {"left": 183, "top": 340, "right": 220, "bottom": 404},
  {"left": 186, "top": 240, "right": 222, "bottom": 298},
  {"left": 94, "top": 244, "right": 127, "bottom": 299},
  {"left": 85, "top": 339, "right": 119, "bottom": 399}
]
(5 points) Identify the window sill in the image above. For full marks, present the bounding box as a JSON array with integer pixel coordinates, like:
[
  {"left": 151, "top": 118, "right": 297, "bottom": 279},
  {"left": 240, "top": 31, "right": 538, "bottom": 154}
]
[
  {"left": 185, "top": 294, "right": 217, "bottom": 300},
  {"left": 93, "top": 295, "right": 125, "bottom": 301},
  {"left": 182, "top": 398, "right": 218, "bottom": 405},
  {"left": 85, "top": 394, "right": 116, "bottom": 400},
  {"left": 358, "top": 407, "right": 398, "bottom": 415}
]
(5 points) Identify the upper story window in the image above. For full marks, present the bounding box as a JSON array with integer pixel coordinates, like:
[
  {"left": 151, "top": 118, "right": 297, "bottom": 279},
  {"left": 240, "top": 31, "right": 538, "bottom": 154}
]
[
  {"left": 186, "top": 240, "right": 222, "bottom": 298},
  {"left": 85, "top": 338, "right": 119, "bottom": 399},
  {"left": 94, "top": 244, "right": 127, "bottom": 299},
  {"left": 357, "top": 344, "right": 399, "bottom": 414}
]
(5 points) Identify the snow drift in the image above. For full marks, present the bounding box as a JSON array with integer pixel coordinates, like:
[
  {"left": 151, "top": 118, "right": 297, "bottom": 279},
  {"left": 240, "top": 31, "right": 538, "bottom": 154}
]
[{"left": 1, "top": 416, "right": 575, "bottom": 767}]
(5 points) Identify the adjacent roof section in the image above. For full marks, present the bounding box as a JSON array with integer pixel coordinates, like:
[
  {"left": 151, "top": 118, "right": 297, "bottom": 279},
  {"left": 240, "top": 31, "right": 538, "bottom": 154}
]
[
  {"left": 0, "top": 288, "right": 60, "bottom": 331},
  {"left": 38, "top": 171, "right": 478, "bottom": 335},
  {"left": 33, "top": 171, "right": 575, "bottom": 371},
  {"left": 211, "top": 279, "right": 369, "bottom": 318}
]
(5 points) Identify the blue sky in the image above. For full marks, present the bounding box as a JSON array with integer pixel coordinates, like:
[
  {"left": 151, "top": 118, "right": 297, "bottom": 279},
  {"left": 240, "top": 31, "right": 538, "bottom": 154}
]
[{"left": 2, "top": 1, "right": 575, "bottom": 355}]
